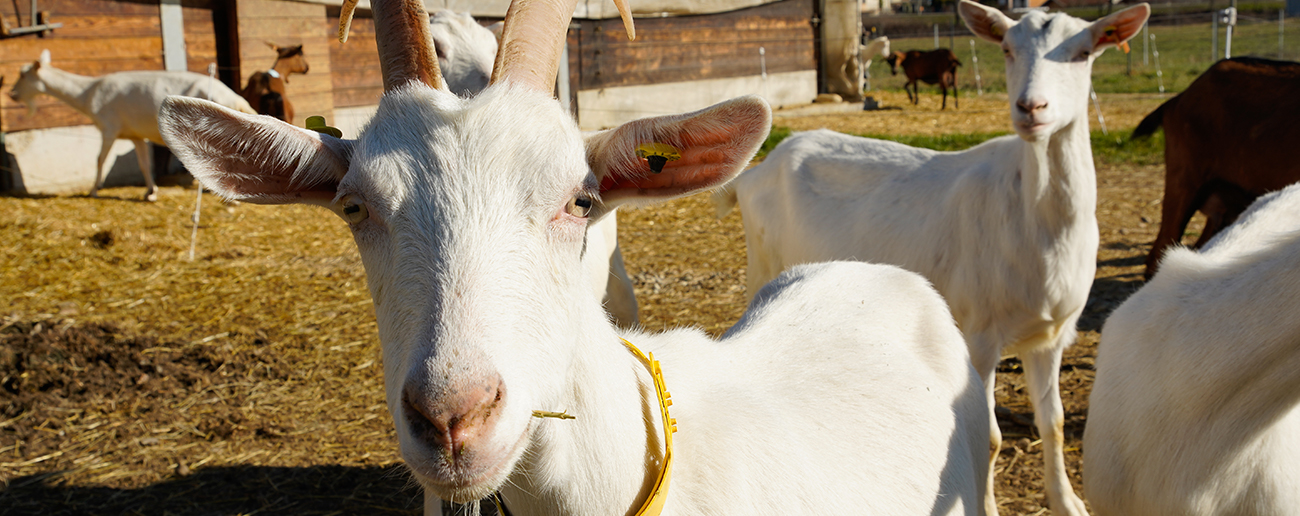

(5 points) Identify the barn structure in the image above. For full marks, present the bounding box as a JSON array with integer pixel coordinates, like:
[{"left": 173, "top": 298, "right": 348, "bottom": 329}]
[{"left": 1, "top": 0, "right": 825, "bottom": 195}]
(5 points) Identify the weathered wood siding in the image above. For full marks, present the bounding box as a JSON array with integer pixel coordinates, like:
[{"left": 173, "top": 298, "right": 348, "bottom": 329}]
[
  {"left": 327, "top": 7, "right": 381, "bottom": 109},
  {"left": 1, "top": 0, "right": 177, "bottom": 132},
  {"left": 234, "top": 0, "right": 333, "bottom": 125},
  {"left": 567, "top": 0, "right": 815, "bottom": 95}
]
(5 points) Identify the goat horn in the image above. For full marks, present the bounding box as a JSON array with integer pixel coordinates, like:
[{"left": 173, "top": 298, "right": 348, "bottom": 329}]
[
  {"left": 339, "top": 0, "right": 444, "bottom": 92},
  {"left": 492, "top": 0, "right": 636, "bottom": 93}
]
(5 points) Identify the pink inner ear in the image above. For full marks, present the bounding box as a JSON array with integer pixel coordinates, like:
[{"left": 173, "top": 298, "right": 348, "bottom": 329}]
[{"left": 598, "top": 111, "right": 761, "bottom": 195}]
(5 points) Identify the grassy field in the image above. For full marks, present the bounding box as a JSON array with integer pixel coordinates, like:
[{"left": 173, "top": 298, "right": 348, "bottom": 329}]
[{"left": 872, "top": 16, "right": 1300, "bottom": 95}]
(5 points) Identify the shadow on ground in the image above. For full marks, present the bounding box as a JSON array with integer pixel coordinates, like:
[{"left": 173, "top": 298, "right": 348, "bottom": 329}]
[{"left": 0, "top": 464, "right": 423, "bottom": 516}]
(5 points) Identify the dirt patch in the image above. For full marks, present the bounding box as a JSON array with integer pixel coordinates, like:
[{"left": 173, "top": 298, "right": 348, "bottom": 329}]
[{"left": 0, "top": 93, "right": 1196, "bottom": 515}]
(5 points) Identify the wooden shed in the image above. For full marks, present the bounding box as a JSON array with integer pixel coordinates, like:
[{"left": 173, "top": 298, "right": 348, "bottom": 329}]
[{"left": 1, "top": 0, "right": 819, "bottom": 194}]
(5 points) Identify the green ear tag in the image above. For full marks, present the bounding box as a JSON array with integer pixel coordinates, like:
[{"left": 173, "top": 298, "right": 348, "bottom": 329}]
[
  {"left": 305, "top": 115, "right": 343, "bottom": 138},
  {"left": 636, "top": 143, "right": 682, "bottom": 173}
]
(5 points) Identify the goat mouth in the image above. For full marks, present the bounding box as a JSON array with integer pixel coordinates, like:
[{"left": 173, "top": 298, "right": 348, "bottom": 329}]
[{"left": 404, "top": 426, "right": 529, "bottom": 501}]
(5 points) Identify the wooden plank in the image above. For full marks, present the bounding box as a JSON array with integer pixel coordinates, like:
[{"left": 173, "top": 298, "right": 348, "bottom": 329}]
[
  {"left": 0, "top": 59, "right": 164, "bottom": 84},
  {"left": 3, "top": 37, "right": 164, "bottom": 66},
  {"left": 236, "top": 0, "right": 322, "bottom": 18},
  {"left": 573, "top": 0, "right": 815, "bottom": 90},
  {"left": 2, "top": 104, "right": 94, "bottom": 133},
  {"left": 235, "top": 17, "right": 329, "bottom": 39},
  {"left": 0, "top": 0, "right": 160, "bottom": 17},
  {"left": 331, "top": 87, "right": 383, "bottom": 108},
  {"left": 0, "top": 14, "right": 161, "bottom": 38}
]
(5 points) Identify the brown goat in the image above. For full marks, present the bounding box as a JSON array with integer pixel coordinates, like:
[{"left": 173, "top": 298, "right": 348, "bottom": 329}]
[
  {"left": 1134, "top": 57, "right": 1300, "bottom": 279},
  {"left": 886, "top": 49, "right": 961, "bottom": 109},
  {"left": 239, "top": 43, "right": 309, "bottom": 122}
]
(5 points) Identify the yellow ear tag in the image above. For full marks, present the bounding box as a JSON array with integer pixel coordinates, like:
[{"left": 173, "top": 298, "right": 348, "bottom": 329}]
[
  {"left": 305, "top": 115, "right": 343, "bottom": 138},
  {"left": 1103, "top": 26, "right": 1131, "bottom": 53},
  {"left": 636, "top": 143, "right": 682, "bottom": 174}
]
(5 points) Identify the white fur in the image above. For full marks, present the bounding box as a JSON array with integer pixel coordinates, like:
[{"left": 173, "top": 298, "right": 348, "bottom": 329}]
[
  {"left": 429, "top": 10, "right": 499, "bottom": 97},
  {"left": 863, "top": 36, "right": 891, "bottom": 74},
  {"left": 431, "top": 10, "right": 637, "bottom": 327},
  {"left": 158, "top": 76, "right": 989, "bottom": 516},
  {"left": 5, "top": 49, "right": 256, "bottom": 201},
  {"left": 715, "top": 3, "right": 1150, "bottom": 515},
  {"left": 1084, "top": 183, "right": 1300, "bottom": 516}
]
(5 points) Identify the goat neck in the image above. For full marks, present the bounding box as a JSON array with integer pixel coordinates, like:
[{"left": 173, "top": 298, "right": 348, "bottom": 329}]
[
  {"left": 16, "top": 64, "right": 95, "bottom": 117},
  {"left": 961, "top": 1, "right": 1148, "bottom": 219}
]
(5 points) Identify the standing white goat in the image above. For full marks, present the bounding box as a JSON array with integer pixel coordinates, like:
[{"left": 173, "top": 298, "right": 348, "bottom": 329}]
[
  {"left": 425, "top": 9, "right": 637, "bottom": 327},
  {"left": 6, "top": 50, "right": 256, "bottom": 202},
  {"left": 1084, "top": 183, "right": 1300, "bottom": 516},
  {"left": 714, "top": 2, "right": 1151, "bottom": 514},
  {"left": 862, "top": 35, "right": 891, "bottom": 89},
  {"left": 158, "top": 0, "right": 991, "bottom": 514}
]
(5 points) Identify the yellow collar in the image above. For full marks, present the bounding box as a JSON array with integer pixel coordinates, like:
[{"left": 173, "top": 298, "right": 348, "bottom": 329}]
[
  {"left": 517, "top": 338, "right": 677, "bottom": 516},
  {"left": 620, "top": 338, "right": 677, "bottom": 516}
]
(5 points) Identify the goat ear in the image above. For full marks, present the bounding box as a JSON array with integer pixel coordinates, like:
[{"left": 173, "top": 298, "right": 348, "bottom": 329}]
[
  {"left": 586, "top": 95, "right": 771, "bottom": 210},
  {"left": 38, "top": 49, "right": 50, "bottom": 66},
  {"left": 1089, "top": 3, "right": 1150, "bottom": 51},
  {"left": 959, "top": 0, "right": 1012, "bottom": 44},
  {"left": 159, "top": 96, "right": 352, "bottom": 206}
]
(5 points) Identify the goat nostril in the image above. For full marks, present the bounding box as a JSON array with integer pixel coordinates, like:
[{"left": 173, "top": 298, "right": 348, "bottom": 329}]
[{"left": 401, "top": 378, "right": 505, "bottom": 460}]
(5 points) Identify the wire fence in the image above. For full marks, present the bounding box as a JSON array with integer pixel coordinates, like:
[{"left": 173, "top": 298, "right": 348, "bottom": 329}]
[{"left": 871, "top": 9, "right": 1300, "bottom": 95}]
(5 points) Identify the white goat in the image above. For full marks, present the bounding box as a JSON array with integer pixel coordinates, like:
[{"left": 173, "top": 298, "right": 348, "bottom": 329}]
[
  {"left": 1084, "top": 183, "right": 1300, "bottom": 516},
  {"left": 862, "top": 35, "right": 890, "bottom": 89},
  {"left": 6, "top": 50, "right": 256, "bottom": 202},
  {"left": 714, "top": 3, "right": 1150, "bottom": 514},
  {"left": 427, "top": 9, "right": 637, "bottom": 327},
  {"left": 158, "top": 0, "right": 991, "bottom": 514},
  {"left": 428, "top": 9, "right": 499, "bottom": 97}
]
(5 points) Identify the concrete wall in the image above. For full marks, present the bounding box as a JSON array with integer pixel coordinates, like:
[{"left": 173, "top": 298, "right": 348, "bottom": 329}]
[
  {"left": 575, "top": 70, "right": 815, "bottom": 130},
  {"left": 333, "top": 105, "right": 379, "bottom": 139},
  {"left": 3, "top": 126, "right": 143, "bottom": 195}
]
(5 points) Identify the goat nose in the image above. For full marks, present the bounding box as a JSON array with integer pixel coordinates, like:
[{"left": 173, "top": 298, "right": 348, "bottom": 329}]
[
  {"left": 1016, "top": 97, "right": 1048, "bottom": 113},
  {"left": 402, "top": 376, "right": 505, "bottom": 459}
]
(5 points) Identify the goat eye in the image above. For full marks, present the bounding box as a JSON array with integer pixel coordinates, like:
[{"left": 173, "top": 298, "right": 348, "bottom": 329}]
[
  {"left": 1075, "top": 50, "right": 1090, "bottom": 62},
  {"left": 340, "top": 196, "right": 369, "bottom": 224},
  {"left": 565, "top": 195, "right": 593, "bottom": 218}
]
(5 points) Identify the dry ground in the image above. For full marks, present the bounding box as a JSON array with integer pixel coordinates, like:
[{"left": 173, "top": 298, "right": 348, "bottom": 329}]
[{"left": 1, "top": 91, "right": 1187, "bottom": 515}]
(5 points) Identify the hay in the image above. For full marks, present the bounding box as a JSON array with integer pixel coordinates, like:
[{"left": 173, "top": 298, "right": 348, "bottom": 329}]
[{"left": 0, "top": 92, "right": 1198, "bottom": 515}]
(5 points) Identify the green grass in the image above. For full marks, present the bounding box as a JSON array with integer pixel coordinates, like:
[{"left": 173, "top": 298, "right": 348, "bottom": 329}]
[
  {"left": 761, "top": 126, "right": 1165, "bottom": 166},
  {"left": 871, "top": 17, "right": 1300, "bottom": 95}
]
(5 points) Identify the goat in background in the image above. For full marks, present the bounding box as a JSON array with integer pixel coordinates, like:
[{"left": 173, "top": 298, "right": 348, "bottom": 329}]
[
  {"left": 7, "top": 49, "right": 255, "bottom": 202},
  {"left": 240, "top": 42, "right": 309, "bottom": 122},
  {"left": 1130, "top": 56, "right": 1300, "bottom": 279},
  {"left": 716, "top": 2, "right": 1151, "bottom": 514},
  {"left": 159, "top": 0, "right": 992, "bottom": 514},
  {"left": 886, "top": 48, "right": 961, "bottom": 109}
]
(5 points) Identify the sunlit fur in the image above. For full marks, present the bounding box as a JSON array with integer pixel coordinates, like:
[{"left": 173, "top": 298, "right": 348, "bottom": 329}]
[
  {"left": 160, "top": 75, "right": 991, "bottom": 515},
  {"left": 6, "top": 50, "right": 255, "bottom": 201},
  {"left": 714, "top": 3, "right": 1149, "bottom": 515},
  {"left": 1085, "top": 183, "right": 1300, "bottom": 515},
  {"left": 429, "top": 9, "right": 637, "bottom": 328}
]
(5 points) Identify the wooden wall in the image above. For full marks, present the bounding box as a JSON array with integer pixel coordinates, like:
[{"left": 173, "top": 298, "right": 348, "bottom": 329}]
[
  {"left": 2, "top": 0, "right": 813, "bottom": 132},
  {"left": 326, "top": 8, "right": 380, "bottom": 109},
  {"left": 567, "top": 0, "right": 815, "bottom": 95},
  {"left": 234, "top": 0, "right": 332, "bottom": 125}
]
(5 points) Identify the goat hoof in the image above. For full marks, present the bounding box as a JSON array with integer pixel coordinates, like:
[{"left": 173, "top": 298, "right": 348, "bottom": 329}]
[{"left": 145, "top": 192, "right": 158, "bottom": 202}]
